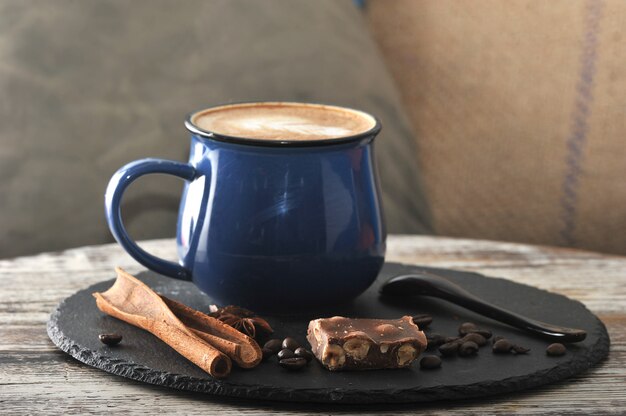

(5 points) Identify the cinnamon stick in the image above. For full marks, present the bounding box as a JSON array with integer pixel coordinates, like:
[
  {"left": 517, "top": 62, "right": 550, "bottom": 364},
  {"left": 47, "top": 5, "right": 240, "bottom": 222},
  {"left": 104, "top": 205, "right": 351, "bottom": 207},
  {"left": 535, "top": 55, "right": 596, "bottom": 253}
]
[
  {"left": 93, "top": 267, "right": 231, "bottom": 378},
  {"left": 189, "top": 328, "right": 241, "bottom": 359},
  {"left": 161, "top": 296, "right": 263, "bottom": 369}
]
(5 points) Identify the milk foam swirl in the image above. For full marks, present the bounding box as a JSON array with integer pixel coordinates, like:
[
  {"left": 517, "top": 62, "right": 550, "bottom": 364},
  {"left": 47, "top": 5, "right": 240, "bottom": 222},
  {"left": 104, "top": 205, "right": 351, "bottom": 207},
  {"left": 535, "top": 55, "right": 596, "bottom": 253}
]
[{"left": 192, "top": 103, "right": 376, "bottom": 141}]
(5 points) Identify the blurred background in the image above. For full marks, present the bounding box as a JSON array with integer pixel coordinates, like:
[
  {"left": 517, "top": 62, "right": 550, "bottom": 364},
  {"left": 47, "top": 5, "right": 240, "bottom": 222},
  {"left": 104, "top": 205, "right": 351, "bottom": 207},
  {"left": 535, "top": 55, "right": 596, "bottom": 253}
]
[{"left": 1, "top": 0, "right": 624, "bottom": 258}]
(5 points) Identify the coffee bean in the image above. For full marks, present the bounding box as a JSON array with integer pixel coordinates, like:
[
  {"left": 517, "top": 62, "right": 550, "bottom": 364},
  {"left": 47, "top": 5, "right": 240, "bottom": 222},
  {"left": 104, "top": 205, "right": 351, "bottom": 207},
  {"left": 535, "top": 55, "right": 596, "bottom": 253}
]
[
  {"left": 426, "top": 333, "right": 447, "bottom": 348},
  {"left": 277, "top": 348, "right": 295, "bottom": 360},
  {"left": 419, "top": 355, "right": 442, "bottom": 370},
  {"left": 263, "top": 338, "right": 282, "bottom": 354},
  {"left": 546, "top": 343, "right": 566, "bottom": 356},
  {"left": 279, "top": 357, "right": 307, "bottom": 370},
  {"left": 462, "top": 333, "right": 487, "bottom": 347},
  {"left": 444, "top": 336, "right": 460, "bottom": 344},
  {"left": 282, "top": 337, "right": 299, "bottom": 351},
  {"left": 438, "top": 341, "right": 460, "bottom": 356},
  {"left": 471, "top": 329, "right": 493, "bottom": 339},
  {"left": 459, "top": 341, "right": 479, "bottom": 357},
  {"left": 512, "top": 344, "right": 530, "bottom": 354},
  {"left": 411, "top": 314, "right": 433, "bottom": 329},
  {"left": 492, "top": 335, "right": 505, "bottom": 345},
  {"left": 98, "top": 333, "right": 122, "bottom": 346},
  {"left": 458, "top": 322, "right": 477, "bottom": 335},
  {"left": 492, "top": 339, "right": 513, "bottom": 354},
  {"left": 459, "top": 322, "right": 492, "bottom": 339},
  {"left": 262, "top": 347, "right": 275, "bottom": 360},
  {"left": 294, "top": 347, "right": 314, "bottom": 362}
]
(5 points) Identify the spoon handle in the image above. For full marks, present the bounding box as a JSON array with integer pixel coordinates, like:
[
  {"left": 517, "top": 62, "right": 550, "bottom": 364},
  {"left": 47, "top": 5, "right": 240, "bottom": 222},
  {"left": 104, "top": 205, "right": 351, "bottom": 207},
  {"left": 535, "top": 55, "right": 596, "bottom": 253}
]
[{"left": 381, "top": 272, "right": 587, "bottom": 343}]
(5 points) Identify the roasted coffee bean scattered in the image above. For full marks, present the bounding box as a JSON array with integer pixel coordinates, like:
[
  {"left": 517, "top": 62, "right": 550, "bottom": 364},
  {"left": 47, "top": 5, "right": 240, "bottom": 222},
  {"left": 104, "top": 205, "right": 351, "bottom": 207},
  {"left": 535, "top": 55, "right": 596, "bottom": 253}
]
[
  {"left": 98, "top": 333, "right": 122, "bottom": 346},
  {"left": 492, "top": 339, "right": 513, "bottom": 354},
  {"left": 263, "top": 338, "right": 282, "bottom": 354},
  {"left": 294, "top": 347, "right": 314, "bottom": 362},
  {"left": 438, "top": 341, "right": 460, "bottom": 356},
  {"left": 472, "top": 329, "right": 493, "bottom": 339},
  {"left": 263, "top": 337, "right": 313, "bottom": 370},
  {"left": 492, "top": 335, "right": 505, "bottom": 345},
  {"left": 411, "top": 314, "right": 433, "bottom": 329},
  {"left": 461, "top": 333, "right": 487, "bottom": 347},
  {"left": 279, "top": 357, "right": 307, "bottom": 370},
  {"left": 277, "top": 348, "right": 295, "bottom": 360},
  {"left": 458, "top": 322, "right": 492, "bottom": 339},
  {"left": 419, "top": 355, "right": 442, "bottom": 370},
  {"left": 458, "top": 341, "right": 479, "bottom": 357},
  {"left": 491, "top": 338, "right": 529, "bottom": 355},
  {"left": 262, "top": 347, "right": 275, "bottom": 360},
  {"left": 458, "top": 322, "right": 477, "bottom": 335},
  {"left": 444, "top": 336, "right": 460, "bottom": 344},
  {"left": 426, "top": 333, "right": 447, "bottom": 348},
  {"left": 546, "top": 343, "right": 566, "bottom": 356},
  {"left": 512, "top": 344, "right": 530, "bottom": 354},
  {"left": 282, "top": 337, "right": 299, "bottom": 351}
]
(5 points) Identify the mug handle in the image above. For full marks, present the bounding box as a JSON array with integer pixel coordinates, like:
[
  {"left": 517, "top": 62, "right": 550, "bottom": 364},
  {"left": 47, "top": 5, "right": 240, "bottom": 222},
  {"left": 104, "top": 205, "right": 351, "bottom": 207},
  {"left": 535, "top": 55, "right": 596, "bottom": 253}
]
[{"left": 105, "top": 158, "right": 197, "bottom": 281}]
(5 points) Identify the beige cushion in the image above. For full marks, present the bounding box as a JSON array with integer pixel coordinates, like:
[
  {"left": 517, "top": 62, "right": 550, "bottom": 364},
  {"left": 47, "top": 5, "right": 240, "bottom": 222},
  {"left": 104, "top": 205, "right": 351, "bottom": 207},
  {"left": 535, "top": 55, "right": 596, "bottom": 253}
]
[
  {"left": 0, "top": 0, "right": 431, "bottom": 258},
  {"left": 367, "top": 0, "right": 626, "bottom": 254}
]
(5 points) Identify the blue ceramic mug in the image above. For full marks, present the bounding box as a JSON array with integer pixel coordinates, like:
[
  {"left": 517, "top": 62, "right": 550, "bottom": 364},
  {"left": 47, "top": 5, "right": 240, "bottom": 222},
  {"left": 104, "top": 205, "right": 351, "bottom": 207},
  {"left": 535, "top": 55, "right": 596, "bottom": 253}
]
[{"left": 105, "top": 102, "right": 386, "bottom": 311}]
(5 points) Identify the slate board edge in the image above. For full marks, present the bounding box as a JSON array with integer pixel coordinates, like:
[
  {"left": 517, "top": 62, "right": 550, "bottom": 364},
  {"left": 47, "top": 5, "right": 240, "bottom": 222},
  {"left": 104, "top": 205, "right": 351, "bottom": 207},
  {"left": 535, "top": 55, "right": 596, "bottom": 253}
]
[{"left": 46, "top": 269, "right": 611, "bottom": 405}]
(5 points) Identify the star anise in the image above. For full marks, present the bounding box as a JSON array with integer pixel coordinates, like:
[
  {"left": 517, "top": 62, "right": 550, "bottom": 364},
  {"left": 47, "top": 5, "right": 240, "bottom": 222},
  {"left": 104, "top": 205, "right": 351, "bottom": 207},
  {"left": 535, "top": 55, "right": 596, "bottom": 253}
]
[{"left": 208, "top": 305, "right": 273, "bottom": 339}]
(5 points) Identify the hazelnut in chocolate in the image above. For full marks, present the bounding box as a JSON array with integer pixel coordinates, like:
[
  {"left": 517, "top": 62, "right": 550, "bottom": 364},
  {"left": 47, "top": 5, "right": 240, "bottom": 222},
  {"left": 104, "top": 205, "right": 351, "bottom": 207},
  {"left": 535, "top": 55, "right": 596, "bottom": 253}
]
[{"left": 307, "top": 316, "right": 427, "bottom": 371}]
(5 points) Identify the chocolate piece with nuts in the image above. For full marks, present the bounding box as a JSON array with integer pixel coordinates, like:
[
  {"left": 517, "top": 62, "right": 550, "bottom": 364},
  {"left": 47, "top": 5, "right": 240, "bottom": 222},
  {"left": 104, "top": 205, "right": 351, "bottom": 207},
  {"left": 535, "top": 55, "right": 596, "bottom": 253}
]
[{"left": 307, "top": 316, "right": 427, "bottom": 371}]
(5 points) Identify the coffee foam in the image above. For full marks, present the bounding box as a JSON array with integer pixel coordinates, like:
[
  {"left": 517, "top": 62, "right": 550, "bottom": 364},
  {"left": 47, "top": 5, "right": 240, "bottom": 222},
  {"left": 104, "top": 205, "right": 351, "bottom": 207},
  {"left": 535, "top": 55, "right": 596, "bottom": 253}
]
[{"left": 191, "top": 103, "right": 376, "bottom": 141}]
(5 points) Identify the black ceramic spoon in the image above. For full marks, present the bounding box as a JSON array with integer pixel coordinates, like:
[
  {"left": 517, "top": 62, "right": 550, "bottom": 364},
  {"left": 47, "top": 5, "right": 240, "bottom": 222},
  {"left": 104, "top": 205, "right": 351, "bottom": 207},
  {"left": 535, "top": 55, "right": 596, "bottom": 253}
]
[{"left": 380, "top": 271, "right": 587, "bottom": 343}]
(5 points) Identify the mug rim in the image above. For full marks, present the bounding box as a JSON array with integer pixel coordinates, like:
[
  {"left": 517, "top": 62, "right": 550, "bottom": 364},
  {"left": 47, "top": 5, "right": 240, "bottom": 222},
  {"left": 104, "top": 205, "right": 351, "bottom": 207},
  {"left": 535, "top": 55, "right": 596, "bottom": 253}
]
[{"left": 184, "top": 101, "right": 382, "bottom": 147}]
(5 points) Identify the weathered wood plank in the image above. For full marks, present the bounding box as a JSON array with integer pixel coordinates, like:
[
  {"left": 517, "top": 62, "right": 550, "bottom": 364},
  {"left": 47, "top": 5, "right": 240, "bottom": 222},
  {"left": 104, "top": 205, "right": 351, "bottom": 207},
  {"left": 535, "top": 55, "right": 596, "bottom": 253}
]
[{"left": 1, "top": 236, "right": 625, "bottom": 415}]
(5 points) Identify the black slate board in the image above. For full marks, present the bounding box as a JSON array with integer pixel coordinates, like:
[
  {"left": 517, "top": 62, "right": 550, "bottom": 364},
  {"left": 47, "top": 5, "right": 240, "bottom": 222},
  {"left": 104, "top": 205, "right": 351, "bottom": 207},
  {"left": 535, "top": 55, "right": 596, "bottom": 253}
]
[{"left": 47, "top": 263, "right": 609, "bottom": 404}]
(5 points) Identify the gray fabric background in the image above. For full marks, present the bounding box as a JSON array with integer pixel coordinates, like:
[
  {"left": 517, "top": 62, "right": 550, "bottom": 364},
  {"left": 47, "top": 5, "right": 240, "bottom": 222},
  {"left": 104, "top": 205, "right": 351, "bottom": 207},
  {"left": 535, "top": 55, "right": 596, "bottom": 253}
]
[{"left": 0, "top": 0, "right": 431, "bottom": 258}]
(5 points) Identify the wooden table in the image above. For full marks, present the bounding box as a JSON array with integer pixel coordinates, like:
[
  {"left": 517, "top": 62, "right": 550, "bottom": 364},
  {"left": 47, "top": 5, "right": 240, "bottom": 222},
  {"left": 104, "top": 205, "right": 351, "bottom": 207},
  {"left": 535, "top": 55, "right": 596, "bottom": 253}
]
[{"left": 1, "top": 236, "right": 624, "bottom": 414}]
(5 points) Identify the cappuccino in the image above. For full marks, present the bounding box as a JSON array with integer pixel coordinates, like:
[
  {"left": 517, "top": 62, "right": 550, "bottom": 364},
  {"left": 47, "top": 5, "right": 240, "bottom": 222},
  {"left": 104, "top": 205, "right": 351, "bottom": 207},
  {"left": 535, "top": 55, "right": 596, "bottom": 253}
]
[{"left": 191, "top": 102, "right": 376, "bottom": 141}]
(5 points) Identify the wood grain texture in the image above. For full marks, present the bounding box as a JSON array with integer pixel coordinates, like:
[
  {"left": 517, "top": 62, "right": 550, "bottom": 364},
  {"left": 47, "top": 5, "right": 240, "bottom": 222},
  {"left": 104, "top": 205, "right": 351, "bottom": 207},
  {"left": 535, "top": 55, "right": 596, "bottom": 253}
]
[{"left": 1, "top": 236, "right": 625, "bottom": 415}]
